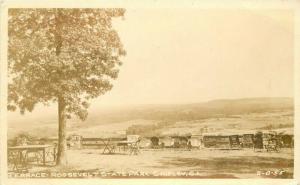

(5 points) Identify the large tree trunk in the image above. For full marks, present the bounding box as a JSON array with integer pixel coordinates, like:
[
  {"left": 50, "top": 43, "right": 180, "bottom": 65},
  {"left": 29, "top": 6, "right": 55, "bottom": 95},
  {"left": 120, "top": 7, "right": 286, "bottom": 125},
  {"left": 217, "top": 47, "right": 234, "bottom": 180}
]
[
  {"left": 56, "top": 97, "right": 68, "bottom": 166},
  {"left": 55, "top": 9, "right": 67, "bottom": 166}
]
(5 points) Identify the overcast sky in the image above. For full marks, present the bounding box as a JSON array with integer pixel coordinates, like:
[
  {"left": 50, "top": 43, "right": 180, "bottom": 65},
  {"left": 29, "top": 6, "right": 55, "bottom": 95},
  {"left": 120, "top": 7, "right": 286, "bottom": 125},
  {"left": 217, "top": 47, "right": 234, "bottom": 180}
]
[
  {"left": 9, "top": 9, "right": 294, "bottom": 119},
  {"left": 94, "top": 9, "right": 294, "bottom": 106}
]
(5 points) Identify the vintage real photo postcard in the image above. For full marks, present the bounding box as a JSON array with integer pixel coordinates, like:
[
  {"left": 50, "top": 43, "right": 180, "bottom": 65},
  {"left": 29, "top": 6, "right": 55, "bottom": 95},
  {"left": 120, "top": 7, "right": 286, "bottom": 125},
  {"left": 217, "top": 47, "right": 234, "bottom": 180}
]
[{"left": 0, "top": 0, "right": 300, "bottom": 185}]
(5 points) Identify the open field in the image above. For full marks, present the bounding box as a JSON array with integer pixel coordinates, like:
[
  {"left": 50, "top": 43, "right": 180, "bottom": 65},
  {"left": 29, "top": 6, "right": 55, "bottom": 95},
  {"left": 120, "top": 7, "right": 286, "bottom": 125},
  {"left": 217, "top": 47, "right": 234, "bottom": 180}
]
[
  {"left": 8, "top": 110, "right": 293, "bottom": 139},
  {"left": 16, "top": 148, "right": 293, "bottom": 179},
  {"left": 7, "top": 98, "right": 294, "bottom": 179},
  {"left": 8, "top": 97, "right": 293, "bottom": 139}
]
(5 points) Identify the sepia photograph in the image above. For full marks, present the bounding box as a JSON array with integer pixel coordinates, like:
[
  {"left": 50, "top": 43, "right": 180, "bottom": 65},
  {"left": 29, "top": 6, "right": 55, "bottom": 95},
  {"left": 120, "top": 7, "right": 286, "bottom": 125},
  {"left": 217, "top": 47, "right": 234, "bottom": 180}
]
[{"left": 3, "top": 5, "right": 297, "bottom": 180}]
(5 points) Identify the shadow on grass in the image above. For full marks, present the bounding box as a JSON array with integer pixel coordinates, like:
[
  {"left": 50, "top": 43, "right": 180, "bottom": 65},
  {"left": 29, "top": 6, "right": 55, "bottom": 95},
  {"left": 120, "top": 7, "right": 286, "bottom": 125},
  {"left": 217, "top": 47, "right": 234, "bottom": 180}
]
[{"left": 154, "top": 156, "right": 293, "bottom": 178}]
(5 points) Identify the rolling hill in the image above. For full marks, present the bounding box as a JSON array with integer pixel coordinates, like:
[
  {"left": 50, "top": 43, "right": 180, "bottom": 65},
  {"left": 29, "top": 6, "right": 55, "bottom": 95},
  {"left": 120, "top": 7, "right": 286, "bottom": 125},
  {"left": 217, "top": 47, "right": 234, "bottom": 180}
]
[{"left": 8, "top": 97, "right": 294, "bottom": 139}]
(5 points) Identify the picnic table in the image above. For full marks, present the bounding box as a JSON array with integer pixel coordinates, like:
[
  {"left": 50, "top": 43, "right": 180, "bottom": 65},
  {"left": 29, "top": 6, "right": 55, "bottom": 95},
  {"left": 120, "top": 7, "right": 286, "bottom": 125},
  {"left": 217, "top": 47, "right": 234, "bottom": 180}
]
[
  {"left": 117, "top": 140, "right": 140, "bottom": 155},
  {"left": 8, "top": 145, "right": 56, "bottom": 170},
  {"left": 101, "top": 139, "right": 117, "bottom": 154},
  {"left": 265, "top": 138, "right": 281, "bottom": 152},
  {"left": 101, "top": 139, "right": 140, "bottom": 155}
]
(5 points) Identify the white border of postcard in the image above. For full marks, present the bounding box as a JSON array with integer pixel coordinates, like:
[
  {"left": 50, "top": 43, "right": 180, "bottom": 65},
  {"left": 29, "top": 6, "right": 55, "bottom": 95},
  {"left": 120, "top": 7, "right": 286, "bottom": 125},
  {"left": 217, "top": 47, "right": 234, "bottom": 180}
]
[{"left": 1, "top": 0, "right": 300, "bottom": 185}]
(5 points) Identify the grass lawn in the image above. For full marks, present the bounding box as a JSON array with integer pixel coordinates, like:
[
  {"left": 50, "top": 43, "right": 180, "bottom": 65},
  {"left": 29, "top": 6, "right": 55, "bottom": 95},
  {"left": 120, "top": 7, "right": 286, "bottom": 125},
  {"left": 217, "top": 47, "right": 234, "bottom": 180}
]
[{"left": 14, "top": 147, "right": 293, "bottom": 179}]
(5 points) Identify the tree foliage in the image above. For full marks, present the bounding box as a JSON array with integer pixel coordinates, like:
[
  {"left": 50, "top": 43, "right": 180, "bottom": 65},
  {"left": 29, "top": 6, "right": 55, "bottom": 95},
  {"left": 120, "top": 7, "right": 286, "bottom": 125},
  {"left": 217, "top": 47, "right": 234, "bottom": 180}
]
[{"left": 8, "top": 8, "right": 126, "bottom": 120}]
